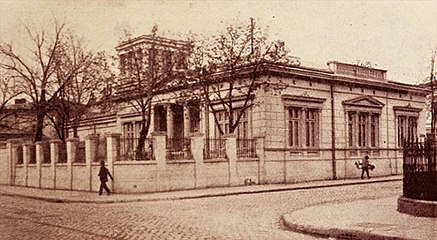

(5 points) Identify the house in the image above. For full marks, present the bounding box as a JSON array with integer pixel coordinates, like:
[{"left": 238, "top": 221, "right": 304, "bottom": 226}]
[
  {"left": 3, "top": 35, "right": 427, "bottom": 193},
  {"left": 74, "top": 35, "right": 428, "bottom": 183}
]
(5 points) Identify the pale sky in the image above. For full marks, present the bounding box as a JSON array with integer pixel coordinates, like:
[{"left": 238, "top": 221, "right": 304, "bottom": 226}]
[{"left": 1, "top": 0, "right": 436, "bottom": 84}]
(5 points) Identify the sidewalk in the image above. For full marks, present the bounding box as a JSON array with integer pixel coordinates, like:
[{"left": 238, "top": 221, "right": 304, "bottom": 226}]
[
  {"left": 1, "top": 176, "right": 434, "bottom": 239},
  {"left": 0, "top": 175, "right": 401, "bottom": 204},
  {"left": 282, "top": 196, "right": 436, "bottom": 240}
]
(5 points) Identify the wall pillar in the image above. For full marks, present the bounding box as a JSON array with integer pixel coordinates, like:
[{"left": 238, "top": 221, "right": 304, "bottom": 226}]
[
  {"left": 191, "top": 134, "right": 205, "bottom": 188},
  {"left": 225, "top": 134, "right": 238, "bottom": 186},
  {"left": 50, "top": 139, "right": 61, "bottom": 189},
  {"left": 35, "top": 142, "right": 43, "bottom": 188},
  {"left": 22, "top": 143, "right": 31, "bottom": 187},
  {"left": 153, "top": 133, "right": 167, "bottom": 191},
  {"left": 66, "top": 138, "right": 79, "bottom": 190},
  {"left": 6, "top": 140, "right": 19, "bottom": 186},
  {"left": 255, "top": 136, "right": 266, "bottom": 184},
  {"left": 105, "top": 133, "right": 121, "bottom": 192},
  {"left": 166, "top": 104, "right": 174, "bottom": 139},
  {"left": 85, "top": 134, "right": 99, "bottom": 191}
]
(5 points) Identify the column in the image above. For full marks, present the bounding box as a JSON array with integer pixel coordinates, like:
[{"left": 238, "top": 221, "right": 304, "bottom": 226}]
[
  {"left": 35, "top": 142, "right": 43, "bottom": 188},
  {"left": 166, "top": 104, "right": 174, "bottom": 139},
  {"left": 191, "top": 133, "right": 205, "bottom": 188},
  {"left": 150, "top": 107, "right": 155, "bottom": 134},
  {"left": 255, "top": 136, "right": 266, "bottom": 184},
  {"left": 66, "top": 138, "right": 79, "bottom": 190},
  {"left": 106, "top": 133, "right": 121, "bottom": 192},
  {"left": 225, "top": 134, "right": 238, "bottom": 186},
  {"left": 183, "top": 105, "right": 191, "bottom": 138},
  {"left": 22, "top": 143, "right": 31, "bottom": 187},
  {"left": 50, "top": 139, "right": 62, "bottom": 189},
  {"left": 153, "top": 132, "right": 167, "bottom": 191}
]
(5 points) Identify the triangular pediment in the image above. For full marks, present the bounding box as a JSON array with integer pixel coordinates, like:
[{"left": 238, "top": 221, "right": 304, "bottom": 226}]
[{"left": 342, "top": 96, "right": 384, "bottom": 109}]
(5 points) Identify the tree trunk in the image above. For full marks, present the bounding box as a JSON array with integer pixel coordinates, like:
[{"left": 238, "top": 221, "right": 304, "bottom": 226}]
[
  {"left": 136, "top": 104, "right": 152, "bottom": 160},
  {"left": 34, "top": 109, "right": 45, "bottom": 142}
]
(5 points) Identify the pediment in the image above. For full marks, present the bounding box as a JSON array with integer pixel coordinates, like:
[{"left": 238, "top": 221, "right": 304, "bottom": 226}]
[
  {"left": 393, "top": 104, "right": 422, "bottom": 113},
  {"left": 342, "top": 96, "right": 384, "bottom": 109}
]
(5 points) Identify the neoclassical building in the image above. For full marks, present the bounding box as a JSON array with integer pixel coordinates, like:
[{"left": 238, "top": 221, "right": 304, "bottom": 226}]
[{"left": 72, "top": 35, "right": 428, "bottom": 187}]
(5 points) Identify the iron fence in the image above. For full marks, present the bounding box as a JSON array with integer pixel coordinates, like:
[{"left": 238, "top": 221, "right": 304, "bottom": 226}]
[
  {"left": 237, "top": 139, "right": 257, "bottom": 158},
  {"left": 403, "top": 138, "right": 437, "bottom": 201},
  {"left": 96, "top": 137, "right": 107, "bottom": 162},
  {"left": 29, "top": 145, "right": 36, "bottom": 164},
  {"left": 204, "top": 138, "right": 226, "bottom": 159},
  {"left": 58, "top": 143, "right": 67, "bottom": 163},
  {"left": 75, "top": 141, "right": 86, "bottom": 163},
  {"left": 166, "top": 138, "right": 192, "bottom": 160},
  {"left": 17, "top": 145, "right": 23, "bottom": 165},
  {"left": 120, "top": 137, "right": 154, "bottom": 161},
  {"left": 42, "top": 141, "right": 51, "bottom": 164}
]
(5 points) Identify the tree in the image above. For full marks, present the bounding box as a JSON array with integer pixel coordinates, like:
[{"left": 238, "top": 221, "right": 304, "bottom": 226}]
[
  {"left": 0, "top": 72, "right": 25, "bottom": 130},
  {"left": 0, "top": 20, "right": 106, "bottom": 142},
  {"left": 189, "top": 19, "right": 295, "bottom": 138},
  {"left": 47, "top": 45, "right": 112, "bottom": 142},
  {"left": 116, "top": 26, "right": 191, "bottom": 159}
]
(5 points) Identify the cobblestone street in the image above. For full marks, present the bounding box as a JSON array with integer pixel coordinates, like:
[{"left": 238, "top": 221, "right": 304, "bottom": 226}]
[{"left": 0, "top": 181, "right": 401, "bottom": 239}]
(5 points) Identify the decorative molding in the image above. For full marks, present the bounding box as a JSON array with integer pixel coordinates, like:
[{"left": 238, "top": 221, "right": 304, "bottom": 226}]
[
  {"left": 342, "top": 95, "right": 384, "bottom": 109},
  {"left": 281, "top": 94, "right": 326, "bottom": 104}
]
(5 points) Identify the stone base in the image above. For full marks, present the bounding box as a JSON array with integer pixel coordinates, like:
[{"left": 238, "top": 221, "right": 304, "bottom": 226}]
[{"left": 398, "top": 196, "right": 437, "bottom": 218}]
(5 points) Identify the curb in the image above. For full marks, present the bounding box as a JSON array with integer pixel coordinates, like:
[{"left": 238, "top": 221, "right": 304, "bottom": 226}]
[
  {"left": 281, "top": 215, "right": 411, "bottom": 240},
  {"left": 0, "top": 177, "right": 402, "bottom": 204}
]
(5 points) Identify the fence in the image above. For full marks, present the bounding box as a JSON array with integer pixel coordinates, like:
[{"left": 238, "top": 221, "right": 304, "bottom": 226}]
[
  {"left": 403, "top": 137, "right": 437, "bottom": 201},
  {"left": 237, "top": 139, "right": 257, "bottom": 158},
  {"left": 120, "top": 137, "right": 153, "bottom": 161},
  {"left": 166, "top": 138, "right": 192, "bottom": 160},
  {"left": 204, "top": 138, "right": 226, "bottom": 159},
  {"left": 75, "top": 141, "right": 86, "bottom": 163},
  {"left": 58, "top": 143, "right": 67, "bottom": 163}
]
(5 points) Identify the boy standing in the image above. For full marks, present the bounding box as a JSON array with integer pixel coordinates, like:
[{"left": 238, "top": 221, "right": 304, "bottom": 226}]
[{"left": 361, "top": 155, "right": 370, "bottom": 179}]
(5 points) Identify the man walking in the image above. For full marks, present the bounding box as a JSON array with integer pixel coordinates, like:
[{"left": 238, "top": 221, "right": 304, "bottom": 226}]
[
  {"left": 98, "top": 161, "right": 113, "bottom": 195},
  {"left": 361, "top": 155, "right": 370, "bottom": 179}
]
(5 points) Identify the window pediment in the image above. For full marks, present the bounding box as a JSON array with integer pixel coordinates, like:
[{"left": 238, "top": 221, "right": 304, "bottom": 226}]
[
  {"left": 342, "top": 96, "right": 384, "bottom": 109},
  {"left": 394, "top": 104, "right": 422, "bottom": 117},
  {"left": 393, "top": 104, "right": 422, "bottom": 113}
]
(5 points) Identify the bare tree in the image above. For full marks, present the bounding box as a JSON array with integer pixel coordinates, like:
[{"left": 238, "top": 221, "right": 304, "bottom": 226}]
[
  {"left": 0, "top": 20, "right": 103, "bottom": 141},
  {"left": 0, "top": 72, "right": 26, "bottom": 133},
  {"left": 47, "top": 39, "right": 112, "bottom": 142},
  {"left": 116, "top": 26, "right": 191, "bottom": 159},
  {"left": 188, "top": 19, "right": 295, "bottom": 137}
]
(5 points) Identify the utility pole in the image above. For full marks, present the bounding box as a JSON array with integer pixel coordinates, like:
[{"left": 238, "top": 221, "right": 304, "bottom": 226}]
[{"left": 430, "top": 51, "right": 436, "bottom": 133}]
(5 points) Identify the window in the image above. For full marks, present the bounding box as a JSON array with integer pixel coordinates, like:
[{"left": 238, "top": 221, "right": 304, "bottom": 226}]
[
  {"left": 305, "top": 109, "right": 317, "bottom": 147},
  {"left": 288, "top": 108, "right": 300, "bottom": 147},
  {"left": 123, "top": 122, "right": 135, "bottom": 154},
  {"left": 214, "top": 108, "right": 249, "bottom": 140},
  {"left": 397, "top": 116, "right": 418, "bottom": 147},
  {"left": 347, "top": 111, "right": 379, "bottom": 148},
  {"left": 348, "top": 112, "right": 356, "bottom": 147},
  {"left": 288, "top": 107, "right": 319, "bottom": 148}
]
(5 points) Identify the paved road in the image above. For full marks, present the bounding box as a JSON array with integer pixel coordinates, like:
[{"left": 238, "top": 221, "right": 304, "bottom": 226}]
[{"left": 0, "top": 181, "right": 401, "bottom": 239}]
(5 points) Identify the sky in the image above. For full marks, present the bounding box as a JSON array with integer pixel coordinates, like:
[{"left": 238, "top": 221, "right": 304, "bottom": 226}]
[{"left": 0, "top": 0, "right": 436, "bottom": 84}]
